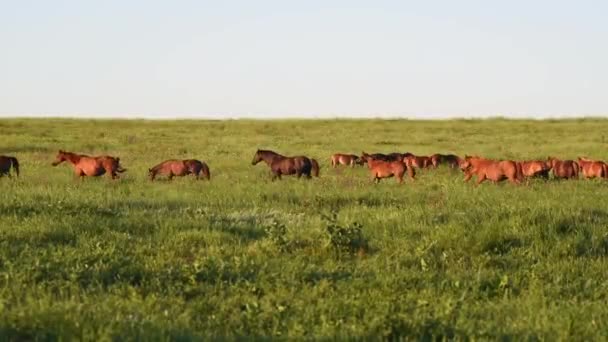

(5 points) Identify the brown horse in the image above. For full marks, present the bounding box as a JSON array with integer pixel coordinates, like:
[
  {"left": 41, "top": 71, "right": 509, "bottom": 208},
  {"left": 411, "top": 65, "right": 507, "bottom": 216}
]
[
  {"left": 149, "top": 159, "right": 211, "bottom": 181},
  {"left": 330, "top": 153, "right": 361, "bottom": 167},
  {"left": 519, "top": 160, "right": 551, "bottom": 179},
  {"left": 430, "top": 154, "right": 461, "bottom": 168},
  {"left": 359, "top": 152, "right": 408, "bottom": 164},
  {"left": 52, "top": 150, "right": 126, "bottom": 179},
  {"left": 577, "top": 157, "right": 607, "bottom": 179},
  {"left": 252, "top": 149, "right": 319, "bottom": 180},
  {"left": 361, "top": 153, "right": 415, "bottom": 183},
  {"left": 459, "top": 156, "right": 522, "bottom": 185},
  {"left": 404, "top": 154, "right": 433, "bottom": 169},
  {"left": 547, "top": 157, "right": 579, "bottom": 179},
  {"left": 0, "top": 156, "right": 19, "bottom": 178}
]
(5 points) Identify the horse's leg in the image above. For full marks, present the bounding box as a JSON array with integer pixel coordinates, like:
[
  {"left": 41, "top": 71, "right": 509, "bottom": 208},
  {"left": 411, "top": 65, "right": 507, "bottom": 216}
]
[
  {"left": 475, "top": 174, "right": 486, "bottom": 186},
  {"left": 168, "top": 173, "right": 174, "bottom": 181},
  {"left": 463, "top": 172, "right": 473, "bottom": 182}
]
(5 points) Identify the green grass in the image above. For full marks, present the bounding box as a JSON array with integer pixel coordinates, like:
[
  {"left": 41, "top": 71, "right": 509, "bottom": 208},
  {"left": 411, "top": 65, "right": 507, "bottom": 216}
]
[{"left": 1, "top": 118, "right": 608, "bottom": 339}]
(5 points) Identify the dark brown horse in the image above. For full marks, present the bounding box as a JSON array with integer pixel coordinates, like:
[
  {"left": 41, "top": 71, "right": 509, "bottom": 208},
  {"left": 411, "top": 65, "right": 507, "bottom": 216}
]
[
  {"left": 0, "top": 156, "right": 19, "bottom": 178},
  {"left": 149, "top": 159, "right": 211, "bottom": 181},
  {"left": 52, "top": 150, "right": 126, "bottom": 179},
  {"left": 430, "top": 154, "right": 461, "bottom": 168},
  {"left": 252, "top": 149, "right": 319, "bottom": 180},
  {"left": 547, "top": 157, "right": 579, "bottom": 179},
  {"left": 360, "top": 152, "right": 407, "bottom": 163}
]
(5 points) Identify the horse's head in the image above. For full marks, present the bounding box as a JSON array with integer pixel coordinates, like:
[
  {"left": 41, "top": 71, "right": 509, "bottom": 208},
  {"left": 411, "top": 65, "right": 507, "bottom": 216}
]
[
  {"left": 458, "top": 157, "right": 472, "bottom": 171},
  {"left": 51, "top": 150, "right": 67, "bottom": 166},
  {"left": 148, "top": 168, "right": 156, "bottom": 181},
  {"left": 251, "top": 150, "right": 263, "bottom": 165}
]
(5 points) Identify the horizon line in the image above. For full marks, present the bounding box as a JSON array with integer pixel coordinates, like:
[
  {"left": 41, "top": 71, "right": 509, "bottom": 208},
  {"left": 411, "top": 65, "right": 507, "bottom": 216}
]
[{"left": 1, "top": 113, "right": 608, "bottom": 121}]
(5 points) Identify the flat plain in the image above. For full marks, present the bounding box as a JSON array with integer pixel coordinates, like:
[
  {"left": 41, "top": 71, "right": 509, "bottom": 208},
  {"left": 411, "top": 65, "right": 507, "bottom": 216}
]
[{"left": 1, "top": 118, "right": 608, "bottom": 339}]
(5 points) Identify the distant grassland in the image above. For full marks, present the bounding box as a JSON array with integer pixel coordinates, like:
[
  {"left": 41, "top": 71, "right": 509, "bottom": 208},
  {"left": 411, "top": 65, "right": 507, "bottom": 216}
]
[{"left": 1, "top": 118, "right": 608, "bottom": 339}]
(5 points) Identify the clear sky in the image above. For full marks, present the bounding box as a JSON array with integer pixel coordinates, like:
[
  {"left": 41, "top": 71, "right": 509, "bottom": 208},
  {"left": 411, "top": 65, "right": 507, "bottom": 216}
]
[{"left": 1, "top": 0, "right": 607, "bottom": 119}]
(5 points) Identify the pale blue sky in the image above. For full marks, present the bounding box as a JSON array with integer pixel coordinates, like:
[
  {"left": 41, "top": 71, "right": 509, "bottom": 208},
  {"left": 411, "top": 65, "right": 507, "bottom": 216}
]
[{"left": 1, "top": 0, "right": 607, "bottom": 118}]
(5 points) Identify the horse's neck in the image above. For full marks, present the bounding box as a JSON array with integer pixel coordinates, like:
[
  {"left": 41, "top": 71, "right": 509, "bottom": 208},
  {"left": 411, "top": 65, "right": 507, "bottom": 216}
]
[
  {"left": 65, "top": 153, "right": 82, "bottom": 164},
  {"left": 262, "top": 153, "right": 282, "bottom": 165}
]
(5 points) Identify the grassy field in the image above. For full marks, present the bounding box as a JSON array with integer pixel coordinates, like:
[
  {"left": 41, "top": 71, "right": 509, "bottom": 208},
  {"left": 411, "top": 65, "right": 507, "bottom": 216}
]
[{"left": 1, "top": 118, "right": 608, "bottom": 339}]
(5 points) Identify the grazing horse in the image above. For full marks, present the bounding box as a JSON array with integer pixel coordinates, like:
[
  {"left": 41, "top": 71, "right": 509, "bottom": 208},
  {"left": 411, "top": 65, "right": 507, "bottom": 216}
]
[
  {"left": 361, "top": 153, "right": 415, "bottom": 183},
  {"left": 330, "top": 153, "right": 361, "bottom": 167},
  {"left": 149, "top": 159, "right": 211, "bottom": 181},
  {"left": 459, "top": 156, "right": 522, "bottom": 185},
  {"left": 577, "top": 157, "right": 607, "bottom": 179},
  {"left": 0, "top": 156, "right": 19, "bottom": 178},
  {"left": 547, "top": 157, "right": 579, "bottom": 179},
  {"left": 430, "top": 154, "right": 461, "bottom": 168},
  {"left": 404, "top": 154, "right": 433, "bottom": 169},
  {"left": 51, "top": 150, "right": 126, "bottom": 179},
  {"left": 252, "top": 149, "right": 319, "bottom": 180},
  {"left": 519, "top": 160, "right": 552, "bottom": 179}
]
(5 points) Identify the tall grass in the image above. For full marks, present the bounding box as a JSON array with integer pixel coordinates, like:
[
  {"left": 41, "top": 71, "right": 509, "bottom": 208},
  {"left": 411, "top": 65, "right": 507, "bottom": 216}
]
[{"left": 1, "top": 118, "right": 608, "bottom": 339}]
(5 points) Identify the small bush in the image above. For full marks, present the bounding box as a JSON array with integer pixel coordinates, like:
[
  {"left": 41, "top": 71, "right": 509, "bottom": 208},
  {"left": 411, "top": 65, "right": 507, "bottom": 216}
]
[{"left": 322, "top": 211, "right": 369, "bottom": 255}]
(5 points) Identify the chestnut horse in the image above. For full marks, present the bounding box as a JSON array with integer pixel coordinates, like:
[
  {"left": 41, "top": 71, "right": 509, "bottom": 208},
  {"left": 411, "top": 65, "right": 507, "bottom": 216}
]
[
  {"left": 52, "top": 150, "right": 126, "bottom": 179},
  {"left": 459, "top": 156, "right": 522, "bottom": 185},
  {"left": 0, "top": 156, "right": 19, "bottom": 178},
  {"left": 361, "top": 153, "right": 415, "bottom": 183},
  {"left": 404, "top": 154, "right": 433, "bottom": 169},
  {"left": 547, "top": 157, "right": 579, "bottom": 179},
  {"left": 149, "top": 159, "right": 210, "bottom": 181},
  {"left": 252, "top": 149, "right": 319, "bottom": 180},
  {"left": 519, "top": 160, "right": 551, "bottom": 179},
  {"left": 330, "top": 153, "right": 361, "bottom": 167},
  {"left": 577, "top": 157, "right": 607, "bottom": 179},
  {"left": 430, "top": 154, "right": 461, "bottom": 168}
]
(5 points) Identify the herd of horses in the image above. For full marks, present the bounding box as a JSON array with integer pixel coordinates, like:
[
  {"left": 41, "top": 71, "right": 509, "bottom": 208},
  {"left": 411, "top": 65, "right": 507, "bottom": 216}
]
[{"left": 0, "top": 149, "right": 606, "bottom": 185}]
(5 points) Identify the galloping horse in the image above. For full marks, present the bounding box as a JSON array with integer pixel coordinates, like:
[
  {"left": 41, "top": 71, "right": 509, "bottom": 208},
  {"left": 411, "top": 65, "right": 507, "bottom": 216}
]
[
  {"left": 519, "top": 160, "right": 552, "bottom": 179},
  {"left": 149, "top": 159, "right": 211, "bottom": 181},
  {"left": 459, "top": 156, "right": 522, "bottom": 185},
  {"left": 252, "top": 149, "right": 319, "bottom": 180},
  {"left": 361, "top": 152, "right": 415, "bottom": 183},
  {"left": 359, "top": 152, "right": 407, "bottom": 163},
  {"left": 547, "top": 157, "right": 579, "bottom": 179},
  {"left": 404, "top": 154, "right": 433, "bottom": 169},
  {"left": 577, "top": 157, "right": 607, "bottom": 179},
  {"left": 330, "top": 153, "right": 361, "bottom": 167},
  {"left": 52, "top": 150, "right": 126, "bottom": 179},
  {"left": 0, "top": 156, "right": 19, "bottom": 178},
  {"left": 430, "top": 154, "right": 461, "bottom": 168}
]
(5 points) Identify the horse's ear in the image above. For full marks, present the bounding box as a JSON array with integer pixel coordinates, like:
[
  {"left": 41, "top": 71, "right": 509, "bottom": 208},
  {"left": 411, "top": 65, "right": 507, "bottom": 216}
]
[{"left": 58, "top": 149, "right": 63, "bottom": 153}]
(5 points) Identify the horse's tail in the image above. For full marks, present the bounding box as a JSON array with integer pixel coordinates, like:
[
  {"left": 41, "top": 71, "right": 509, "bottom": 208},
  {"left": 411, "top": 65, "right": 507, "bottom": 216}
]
[
  {"left": 10, "top": 157, "right": 19, "bottom": 177},
  {"left": 602, "top": 163, "right": 608, "bottom": 179},
  {"left": 311, "top": 158, "right": 320, "bottom": 177},
  {"left": 573, "top": 161, "right": 580, "bottom": 178},
  {"left": 201, "top": 162, "right": 211, "bottom": 180}
]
